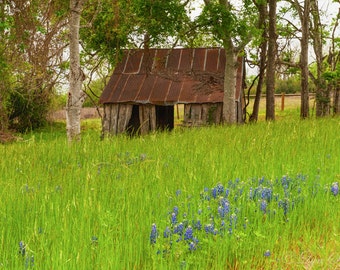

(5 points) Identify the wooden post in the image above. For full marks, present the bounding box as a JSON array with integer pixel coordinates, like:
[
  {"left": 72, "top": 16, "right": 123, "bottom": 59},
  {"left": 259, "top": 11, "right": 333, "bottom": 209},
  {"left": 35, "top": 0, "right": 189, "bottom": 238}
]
[{"left": 281, "top": 92, "right": 285, "bottom": 111}]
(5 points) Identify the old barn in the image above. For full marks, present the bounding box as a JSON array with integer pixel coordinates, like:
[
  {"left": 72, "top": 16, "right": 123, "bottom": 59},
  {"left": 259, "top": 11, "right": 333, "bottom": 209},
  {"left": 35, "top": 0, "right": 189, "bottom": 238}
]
[{"left": 99, "top": 48, "right": 245, "bottom": 135}]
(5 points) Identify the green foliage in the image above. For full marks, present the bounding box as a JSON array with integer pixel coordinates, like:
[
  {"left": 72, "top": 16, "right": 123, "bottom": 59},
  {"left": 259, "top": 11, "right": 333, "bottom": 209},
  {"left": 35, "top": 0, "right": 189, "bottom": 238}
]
[
  {"left": 275, "top": 76, "right": 300, "bottom": 94},
  {"left": 51, "top": 93, "right": 67, "bottom": 110},
  {"left": 196, "top": 0, "right": 257, "bottom": 48},
  {"left": 83, "top": 78, "right": 106, "bottom": 107},
  {"left": 80, "top": 0, "right": 190, "bottom": 63},
  {"left": 7, "top": 87, "right": 51, "bottom": 132}
]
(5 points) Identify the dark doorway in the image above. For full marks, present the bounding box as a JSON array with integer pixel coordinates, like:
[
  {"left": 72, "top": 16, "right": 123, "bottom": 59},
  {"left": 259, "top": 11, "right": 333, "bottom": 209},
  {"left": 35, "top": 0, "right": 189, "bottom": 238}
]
[
  {"left": 156, "top": 106, "right": 174, "bottom": 131},
  {"left": 126, "top": 105, "right": 140, "bottom": 135}
]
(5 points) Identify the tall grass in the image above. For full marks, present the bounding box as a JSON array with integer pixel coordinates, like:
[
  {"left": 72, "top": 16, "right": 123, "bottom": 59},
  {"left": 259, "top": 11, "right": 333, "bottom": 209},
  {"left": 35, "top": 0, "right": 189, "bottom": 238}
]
[{"left": 0, "top": 117, "right": 339, "bottom": 269}]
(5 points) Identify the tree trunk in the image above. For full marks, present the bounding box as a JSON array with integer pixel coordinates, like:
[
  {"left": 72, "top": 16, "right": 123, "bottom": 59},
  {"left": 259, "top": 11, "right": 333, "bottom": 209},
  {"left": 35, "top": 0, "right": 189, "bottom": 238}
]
[
  {"left": 222, "top": 44, "right": 238, "bottom": 124},
  {"left": 310, "top": 0, "right": 329, "bottom": 117},
  {"left": 300, "top": 0, "right": 310, "bottom": 118},
  {"left": 67, "top": 0, "right": 85, "bottom": 141},
  {"left": 250, "top": 0, "right": 268, "bottom": 123},
  {"left": 266, "top": 0, "right": 277, "bottom": 121},
  {"left": 334, "top": 85, "right": 340, "bottom": 114}
]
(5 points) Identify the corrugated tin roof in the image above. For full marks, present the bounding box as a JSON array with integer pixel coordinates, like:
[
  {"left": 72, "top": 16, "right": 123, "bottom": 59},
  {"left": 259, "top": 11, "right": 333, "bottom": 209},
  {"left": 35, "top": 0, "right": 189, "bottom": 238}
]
[{"left": 100, "top": 48, "right": 244, "bottom": 105}]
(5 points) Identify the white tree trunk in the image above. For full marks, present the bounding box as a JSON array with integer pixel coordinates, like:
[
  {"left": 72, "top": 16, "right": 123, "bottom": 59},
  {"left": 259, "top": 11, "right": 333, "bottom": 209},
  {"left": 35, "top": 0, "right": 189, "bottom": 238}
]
[
  {"left": 222, "top": 47, "right": 238, "bottom": 124},
  {"left": 67, "top": 0, "right": 85, "bottom": 141}
]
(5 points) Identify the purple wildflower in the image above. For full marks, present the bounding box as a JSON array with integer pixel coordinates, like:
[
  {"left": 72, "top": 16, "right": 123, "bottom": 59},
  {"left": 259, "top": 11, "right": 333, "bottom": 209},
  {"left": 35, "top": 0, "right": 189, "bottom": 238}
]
[
  {"left": 260, "top": 200, "right": 267, "bottom": 214},
  {"left": 278, "top": 199, "right": 289, "bottom": 216},
  {"left": 204, "top": 223, "right": 214, "bottom": 234},
  {"left": 264, "top": 250, "right": 271, "bottom": 257},
  {"left": 189, "top": 241, "right": 196, "bottom": 251},
  {"left": 331, "top": 182, "right": 339, "bottom": 196},
  {"left": 174, "top": 223, "right": 184, "bottom": 235},
  {"left": 194, "top": 220, "right": 202, "bottom": 230},
  {"left": 171, "top": 212, "right": 177, "bottom": 224},
  {"left": 184, "top": 226, "right": 193, "bottom": 240},
  {"left": 218, "top": 198, "right": 230, "bottom": 218},
  {"left": 163, "top": 227, "right": 171, "bottom": 238},
  {"left": 216, "top": 183, "right": 224, "bottom": 195},
  {"left": 261, "top": 187, "right": 273, "bottom": 202},
  {"left": 225, "top": 188, "right": 230, "bottom": 198},
  {"left": 19, "top": 241, "right": 25, "bottom": 257},
  {"left": 212, "top": 187, "right": 217, "bottom": 199},
  {"left": 150, "top": 223, "right": 158, "bottom": 244}
]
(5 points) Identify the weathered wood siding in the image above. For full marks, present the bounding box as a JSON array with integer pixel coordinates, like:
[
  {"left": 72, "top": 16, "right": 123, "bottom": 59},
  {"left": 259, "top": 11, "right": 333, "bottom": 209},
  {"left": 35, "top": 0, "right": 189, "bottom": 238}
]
[
  {"left": 102, "top": 104, "right": 158, "bottom": 135},
  {"left": 183, "top": 103, "right": 223, "bottom": 126},
  {"left": 139, "top": 105, "right": 156, "bottom": 135},
  {"left": 102, "top": 104, "right": 133, "bottom": 135}
]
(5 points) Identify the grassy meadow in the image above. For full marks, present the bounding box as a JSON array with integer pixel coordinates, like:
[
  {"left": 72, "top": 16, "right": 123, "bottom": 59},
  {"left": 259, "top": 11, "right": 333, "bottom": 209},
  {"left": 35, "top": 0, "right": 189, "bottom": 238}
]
[{"left": 0, "top": 113, "right": 339, "bottom": 269}]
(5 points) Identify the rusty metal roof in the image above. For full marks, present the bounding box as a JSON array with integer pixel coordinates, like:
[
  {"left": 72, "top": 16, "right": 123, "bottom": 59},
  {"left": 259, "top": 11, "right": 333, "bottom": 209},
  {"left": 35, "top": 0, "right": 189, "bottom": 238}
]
[{"left": 100, "top": 48, "right": 244, "bottom": 105}]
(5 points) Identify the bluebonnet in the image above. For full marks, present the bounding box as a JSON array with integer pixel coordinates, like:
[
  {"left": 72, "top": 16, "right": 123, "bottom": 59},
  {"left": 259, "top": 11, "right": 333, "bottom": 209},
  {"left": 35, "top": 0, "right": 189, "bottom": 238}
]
[
  {"left": 281, "top": 176, "right": 291, "bottom": 196},
  {"left": 260, "top": 200, "right": 267, "bottom": 214},
  {"left": 278, "top": 199, "right": 289, "bottom": 216},
  {"left": 218, "top": 198, "right": 230, "bottom": 218},
  {"left": 225, "top": 188, "right": 230, "bottom": 198},
  {"left": 264, "top": 250, "right": 271, "bottom": 257},
  {"left": 261, "top": 187, "right": 273, "bottom": 202},
  {"left": 173, "top": 206, "right": 179, "bottom": 215},
  {"left": 194, "top": 220, "right": 202, "bottom": 230},
  {"left": 216, "top": 183, "right": 224, "bottom": 195},
  {"left": 331, "top": 182, "right": 339, "bottom": 196},
  {"left": 174, "top": 223, "right": 184, "bottom": 235},
  {"left": 189, "top": 241, "right": 196, "bottom": 251},
  {"left": 163, "top": 227, "right": 171, "bottom": 238},
  {"left": 171, "top": 212, "right": 177, "bottom": 224},
  {"left": 150, "top": 224, "right": 158, "bottom": 244},
  {"left": 212, "top": 187, "right": 217, "bottom": 199},
  {"left": 204, "top": 223, "right": 214, "bottom": 234},
  {"left": 258, "top": 177, "right": 265, "bottom": 185},
  {"left": 249, "top": 187, "right": 254, "bottom": 200},
  {"left": 19, "top": 241, "right": 25, "bottom": 257},
  {"left": 184, "top": 226, "right": 193, "bottom": 240}
]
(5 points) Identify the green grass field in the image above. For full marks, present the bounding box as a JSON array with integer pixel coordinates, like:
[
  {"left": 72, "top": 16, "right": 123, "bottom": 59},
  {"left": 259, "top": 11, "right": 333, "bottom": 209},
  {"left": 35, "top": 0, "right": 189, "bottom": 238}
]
[{"left": 0, "top": 114, "right": 339, "bottom": 269}]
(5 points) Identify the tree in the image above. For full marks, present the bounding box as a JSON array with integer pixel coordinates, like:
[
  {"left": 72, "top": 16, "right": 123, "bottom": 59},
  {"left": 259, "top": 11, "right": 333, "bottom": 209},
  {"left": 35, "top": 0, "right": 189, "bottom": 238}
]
[
  {"left": 326, "top": 7, "right": 340, "bottom": 115},
  {"left": 249, "top": 0, "right": 268, "bottom": 123},
  {"left": 298, "top": 0, "right": 310, "bottom": 118},
  {"left": 199, "top": 0, "right": 255, "bottom": 124},
  {"left": 67, "top": 0, "right": 86, "bottom": 141},
  {"left": 265, "top": 0, "right": 276, "bottom": 121},
  {"left": 0, "top": 2, "right": 10, "bottom": 131},
  {"left": 0, "top": 0, "right": 68, "bottom": 132},
  {"left": 310, "top": 0, "right": 329, "bottom": 117},
  {"left": 80, "top": 0, "right": 190, "bottom": 63}
]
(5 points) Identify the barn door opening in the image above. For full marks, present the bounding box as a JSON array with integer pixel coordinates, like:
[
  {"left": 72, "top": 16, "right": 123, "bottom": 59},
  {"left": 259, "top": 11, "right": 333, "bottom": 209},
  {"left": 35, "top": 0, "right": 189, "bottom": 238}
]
[
  {"left": 126, "top": 105, "right": 140, "bottom": 135},
  {"left": 156, "top": 106, "right": 174, "bottom": 131}
]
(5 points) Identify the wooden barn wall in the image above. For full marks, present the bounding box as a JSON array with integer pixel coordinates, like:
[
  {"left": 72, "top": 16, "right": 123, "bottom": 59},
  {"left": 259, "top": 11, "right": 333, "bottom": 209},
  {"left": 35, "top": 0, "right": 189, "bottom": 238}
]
[
  {"left": 102, "top": 104, "right": 133, "bottom": 135},
  {"left": 102, "top": 104, "right": 157, "bottom": 135},
  {"left": 183, "top": 103, "right": 223, "bottom": 126},
  {"left": 139, "top": 105, "right": 156, "bottom": 135}
]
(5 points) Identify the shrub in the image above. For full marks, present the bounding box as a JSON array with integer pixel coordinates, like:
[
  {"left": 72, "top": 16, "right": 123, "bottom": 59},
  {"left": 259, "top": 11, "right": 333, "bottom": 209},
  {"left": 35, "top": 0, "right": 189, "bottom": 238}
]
[
  {"left": 7, "top": 87, "right": 51, "bottom": 132},
  {"left": 275, "top": 77, "right": 300, "bottom": 94}
]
